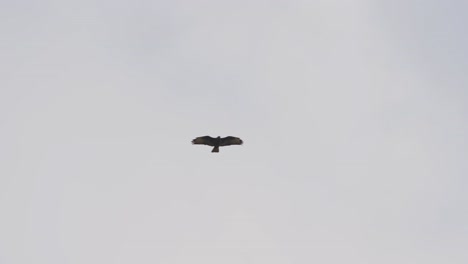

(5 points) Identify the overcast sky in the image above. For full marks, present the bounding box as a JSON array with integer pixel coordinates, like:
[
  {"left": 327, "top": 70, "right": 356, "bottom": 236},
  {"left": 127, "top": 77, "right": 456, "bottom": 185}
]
[{"left": 1, "top": 1, "right": 468, "bottom": 263}]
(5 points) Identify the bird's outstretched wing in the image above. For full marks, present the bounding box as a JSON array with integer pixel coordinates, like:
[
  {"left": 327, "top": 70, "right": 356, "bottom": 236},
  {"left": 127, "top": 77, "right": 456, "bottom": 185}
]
[
  {"left": 219, "top": 136, "right": 243, "bottom": 146},
  {"left": 192, "top": 136, "right": 217, "bottom": 146}
]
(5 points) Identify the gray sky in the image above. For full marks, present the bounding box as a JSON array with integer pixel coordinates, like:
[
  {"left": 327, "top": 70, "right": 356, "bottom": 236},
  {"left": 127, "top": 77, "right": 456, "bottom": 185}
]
[{"left": 1, "top": 1, "right": 468, "bottom": 263}]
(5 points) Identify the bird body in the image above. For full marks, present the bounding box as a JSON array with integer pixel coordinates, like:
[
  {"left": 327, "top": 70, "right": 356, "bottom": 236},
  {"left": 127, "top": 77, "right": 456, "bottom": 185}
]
[{"left": 192, "top": 136, "right": 243, "bottom": 153}]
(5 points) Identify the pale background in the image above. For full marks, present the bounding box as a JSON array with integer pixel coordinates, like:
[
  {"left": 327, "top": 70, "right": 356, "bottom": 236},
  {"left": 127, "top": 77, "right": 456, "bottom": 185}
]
[{"left": 1, "top": 1, "right": 467, "bottom": 263}]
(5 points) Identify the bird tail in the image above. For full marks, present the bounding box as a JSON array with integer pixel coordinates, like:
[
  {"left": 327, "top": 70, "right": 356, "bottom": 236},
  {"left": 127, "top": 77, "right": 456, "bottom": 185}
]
[{"left": 212, "top": 146, "right": 219, "bottom": 153}]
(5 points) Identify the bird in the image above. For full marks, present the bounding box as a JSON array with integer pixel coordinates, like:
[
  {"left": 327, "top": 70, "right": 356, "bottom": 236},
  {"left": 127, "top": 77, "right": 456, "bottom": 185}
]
[{"left": 191, "top": 136, "right": 243, "bottom": 153}]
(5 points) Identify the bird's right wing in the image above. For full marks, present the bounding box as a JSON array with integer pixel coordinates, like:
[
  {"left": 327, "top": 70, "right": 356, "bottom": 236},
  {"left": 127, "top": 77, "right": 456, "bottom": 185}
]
[{"left": 191, "top": 136, "right": 216, "bottom": 146}]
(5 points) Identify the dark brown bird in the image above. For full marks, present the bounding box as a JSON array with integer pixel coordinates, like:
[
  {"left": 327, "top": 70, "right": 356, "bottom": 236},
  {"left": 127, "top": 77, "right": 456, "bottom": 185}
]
[{"left": 192, "top": 136, "right": 243, "bottom": 153}]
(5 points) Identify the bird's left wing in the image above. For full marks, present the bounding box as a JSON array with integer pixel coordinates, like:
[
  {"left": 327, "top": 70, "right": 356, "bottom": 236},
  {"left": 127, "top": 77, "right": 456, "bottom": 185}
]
[{"left": 219, "top": 136, "right": 243, "bottom": 146}]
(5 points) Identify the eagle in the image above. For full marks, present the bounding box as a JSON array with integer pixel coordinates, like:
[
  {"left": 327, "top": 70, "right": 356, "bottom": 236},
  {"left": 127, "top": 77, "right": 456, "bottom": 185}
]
[{"left": 191, "top": 136, "right": 243, "bottom": 153}]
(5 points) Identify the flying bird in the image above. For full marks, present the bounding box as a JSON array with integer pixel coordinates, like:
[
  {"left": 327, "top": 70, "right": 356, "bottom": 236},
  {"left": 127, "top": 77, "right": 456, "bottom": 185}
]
[{"left": 192, "top": 136, "right": 243, "bottom": 153}]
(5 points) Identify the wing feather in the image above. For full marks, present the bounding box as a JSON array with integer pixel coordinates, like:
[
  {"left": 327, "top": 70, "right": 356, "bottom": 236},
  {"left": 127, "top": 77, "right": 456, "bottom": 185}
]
[
  {"left": 191, "top": 136, "right": 216, "bottom": 146},
  {"left": 219, "top": 136, "right": 243, "bottom": 146}
]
